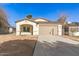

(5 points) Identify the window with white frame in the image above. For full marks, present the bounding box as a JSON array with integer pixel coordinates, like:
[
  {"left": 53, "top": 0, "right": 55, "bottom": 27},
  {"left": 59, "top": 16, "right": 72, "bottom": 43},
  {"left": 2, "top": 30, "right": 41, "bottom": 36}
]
[{"left": 22, "top": 26, "right": 30, "bottom": 32}]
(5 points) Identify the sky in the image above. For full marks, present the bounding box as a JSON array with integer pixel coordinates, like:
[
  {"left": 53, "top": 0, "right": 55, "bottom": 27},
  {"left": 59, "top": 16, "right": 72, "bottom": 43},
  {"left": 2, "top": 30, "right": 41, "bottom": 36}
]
[{"left": 0, "top": 3, "right": 79, "bottom": 26}]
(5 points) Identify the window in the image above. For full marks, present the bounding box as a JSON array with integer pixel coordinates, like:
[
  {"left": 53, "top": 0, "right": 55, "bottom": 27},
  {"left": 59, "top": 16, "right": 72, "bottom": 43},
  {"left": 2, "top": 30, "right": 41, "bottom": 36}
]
[{"left": 23, "top": 26, "right": 30, "bottom": 32}]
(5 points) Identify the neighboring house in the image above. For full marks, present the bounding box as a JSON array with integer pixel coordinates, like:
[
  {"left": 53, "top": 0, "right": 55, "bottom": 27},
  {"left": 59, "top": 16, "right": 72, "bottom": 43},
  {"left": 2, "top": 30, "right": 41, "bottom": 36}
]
[
  {"left": 9, "top": 26, "right": 16, "bottom": 33},
  {"left": 68, "top": 22, "right": 79, "bottom": 36},
  {"left": 61, "top": 21, "right": 79, "bottom": 36},
  {"left": 0, "top": 9, "right": 9, "bottom": 34}
]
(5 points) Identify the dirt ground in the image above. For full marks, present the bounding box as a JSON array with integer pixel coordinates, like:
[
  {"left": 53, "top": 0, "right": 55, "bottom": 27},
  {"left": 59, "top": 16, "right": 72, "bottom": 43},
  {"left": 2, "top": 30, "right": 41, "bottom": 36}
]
[{"left": 0, "top": 33, "right": 37, "bottom": 56}]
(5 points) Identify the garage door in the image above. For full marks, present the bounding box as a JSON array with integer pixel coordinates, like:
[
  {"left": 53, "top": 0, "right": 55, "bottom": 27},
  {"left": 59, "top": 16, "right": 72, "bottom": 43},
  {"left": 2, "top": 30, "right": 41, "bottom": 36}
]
[{"left": 39, "top": 26, "right": 54, "bottom": 35}]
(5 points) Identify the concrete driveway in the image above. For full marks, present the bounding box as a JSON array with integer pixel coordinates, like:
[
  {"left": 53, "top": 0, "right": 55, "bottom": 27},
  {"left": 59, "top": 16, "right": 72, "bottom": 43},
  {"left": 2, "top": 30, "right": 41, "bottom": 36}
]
[{"left": 33, "top": 35, "right": 79, "bottom": 56}]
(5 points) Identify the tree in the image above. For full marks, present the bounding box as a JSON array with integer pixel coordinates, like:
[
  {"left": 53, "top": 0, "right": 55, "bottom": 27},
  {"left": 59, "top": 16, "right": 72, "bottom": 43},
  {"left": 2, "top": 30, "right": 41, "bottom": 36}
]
[
  {"left": 26, "top": 14, "right": 32, "bottom": 19},
  {"left": 58, "top": 15, "right": 67, "bottom": 25}
]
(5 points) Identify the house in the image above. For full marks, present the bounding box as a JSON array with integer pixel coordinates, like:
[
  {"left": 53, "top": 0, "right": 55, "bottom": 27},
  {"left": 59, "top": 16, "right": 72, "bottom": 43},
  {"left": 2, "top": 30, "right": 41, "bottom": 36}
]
[
  {"left": 0, "top": 9, "right": 9, "bottom": 34},
  {"left": 16, "top": 15, "right": 79, "bottom": 36},
  {"left": 68, "top": 22, "right": 79, "bottom": 36},
  {"left": 16, "top": 15, "right": 63, "bottom": 36},
  {"left": 9, "top": 26, "right": 16, "bottom": 33}
]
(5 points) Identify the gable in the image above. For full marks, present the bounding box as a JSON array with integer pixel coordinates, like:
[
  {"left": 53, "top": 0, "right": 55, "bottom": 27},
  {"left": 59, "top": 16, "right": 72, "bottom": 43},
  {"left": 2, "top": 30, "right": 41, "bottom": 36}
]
[
  {"left": 16, "top": 20, "right": 36, "bottom": 25},
  {"left": 34, "top": 18, "right": 48, "bottom": 22}
]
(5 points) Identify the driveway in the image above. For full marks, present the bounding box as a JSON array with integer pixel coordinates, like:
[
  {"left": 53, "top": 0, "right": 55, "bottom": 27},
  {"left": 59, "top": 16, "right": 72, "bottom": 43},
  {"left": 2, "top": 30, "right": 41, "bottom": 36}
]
[{"left": 33, "top": 35, "right": 79, "bottom": 56}]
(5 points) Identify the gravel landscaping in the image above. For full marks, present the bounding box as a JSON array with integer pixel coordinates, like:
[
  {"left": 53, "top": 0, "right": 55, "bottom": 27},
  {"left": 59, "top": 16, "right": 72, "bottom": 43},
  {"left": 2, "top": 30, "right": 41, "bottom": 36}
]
[
  {"left": 0, "top": 34, "right": 37, "bottom": 56},
  {"left": 0, "top": 39, "right": 37, "bottom": 56}
]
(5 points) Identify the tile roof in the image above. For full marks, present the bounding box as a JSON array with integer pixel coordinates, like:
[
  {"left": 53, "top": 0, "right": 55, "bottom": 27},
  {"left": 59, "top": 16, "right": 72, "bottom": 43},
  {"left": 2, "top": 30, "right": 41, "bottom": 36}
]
[{"left": 16, "top": 18, "right": 60, "bottom": 24}]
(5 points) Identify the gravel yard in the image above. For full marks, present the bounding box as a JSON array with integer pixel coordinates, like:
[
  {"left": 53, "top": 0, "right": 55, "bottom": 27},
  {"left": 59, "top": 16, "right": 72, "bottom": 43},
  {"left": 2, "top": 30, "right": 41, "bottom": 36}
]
[{"left": 0, "top": 34, "right": 37, "bottom": 56}]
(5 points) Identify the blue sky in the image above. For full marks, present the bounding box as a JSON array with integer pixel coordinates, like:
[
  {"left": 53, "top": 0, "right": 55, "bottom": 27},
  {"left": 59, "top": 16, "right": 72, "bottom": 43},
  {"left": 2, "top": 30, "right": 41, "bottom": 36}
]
[{"left": 0, "top": 3, "right": 79, "bottom": 26}]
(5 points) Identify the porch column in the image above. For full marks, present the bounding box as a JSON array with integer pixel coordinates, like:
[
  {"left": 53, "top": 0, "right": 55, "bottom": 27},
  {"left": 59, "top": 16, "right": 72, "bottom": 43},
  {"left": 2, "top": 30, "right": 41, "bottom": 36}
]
[
  {"left": 16, "top": 24, "right": 20, "bottom": 35},
  {"left": 58, "top": 25, "right": 62, "bottom": 36},
  {"left": 33, "top": 24, "right": 39, "bottom": 35}
]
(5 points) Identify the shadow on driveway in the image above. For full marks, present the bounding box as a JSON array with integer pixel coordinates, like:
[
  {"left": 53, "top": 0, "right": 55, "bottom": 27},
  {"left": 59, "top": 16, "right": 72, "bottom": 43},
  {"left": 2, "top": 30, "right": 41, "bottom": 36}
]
[{"left": 34, "top": 41, "right": 79, "bottom": 56}]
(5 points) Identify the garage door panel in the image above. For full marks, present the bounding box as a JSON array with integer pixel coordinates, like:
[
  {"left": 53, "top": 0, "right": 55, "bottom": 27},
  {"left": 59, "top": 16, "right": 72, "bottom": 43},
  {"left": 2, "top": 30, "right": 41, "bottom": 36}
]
[
  {"left": 39, "top": 25, "right": 58, "bottom": 35},
  {"left": 39, "top": 26, "right": 52, "bottom": 35}
]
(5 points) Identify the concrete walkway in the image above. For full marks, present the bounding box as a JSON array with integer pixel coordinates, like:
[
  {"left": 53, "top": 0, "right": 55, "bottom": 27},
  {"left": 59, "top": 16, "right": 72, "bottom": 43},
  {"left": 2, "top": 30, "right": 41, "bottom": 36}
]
[{"left": 33, "top": 35, "right": 79, "bottom": 56}]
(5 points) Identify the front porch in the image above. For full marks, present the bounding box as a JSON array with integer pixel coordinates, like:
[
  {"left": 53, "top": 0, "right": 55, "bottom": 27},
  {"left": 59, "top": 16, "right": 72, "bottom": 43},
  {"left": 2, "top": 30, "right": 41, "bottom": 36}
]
[
  {"left": 16, "top": 20, "right": 39, "bottom": 35},
  {"left": 20, "top": 24, "right": 33, "bottom": 35}
]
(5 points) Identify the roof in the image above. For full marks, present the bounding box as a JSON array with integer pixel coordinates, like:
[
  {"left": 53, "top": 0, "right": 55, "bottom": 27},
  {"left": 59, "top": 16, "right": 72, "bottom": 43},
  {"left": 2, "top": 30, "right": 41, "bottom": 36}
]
[
  {"left": 68, "top": 22, "right": 79, "bottom": 26},
  {"left": 16, "top": 18, "right": 60, "bottom": 24},
  {"left": 33, "top": 18, "right": 51, "bottom": 22},
  {"left": 16, "top": 18, "right": 37, "bottom": 23},
  {"left": 68, "top": 24, "right": 79, "bottom": 26},
  {"left": 36, "top": 21, "right": 60, "bottom": 24}
]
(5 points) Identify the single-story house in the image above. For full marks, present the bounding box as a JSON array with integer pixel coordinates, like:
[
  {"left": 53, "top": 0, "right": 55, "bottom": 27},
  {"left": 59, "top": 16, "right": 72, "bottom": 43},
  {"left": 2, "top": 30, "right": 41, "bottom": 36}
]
[
  {"left": 16, "top": 15, "right": 79, "bottom": 36},
  {"left": 68, "top": 22, "right": 79, "bottom": 36},
  {"left": 16, "top": 17, "right": 63, "bottom": 36}
]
